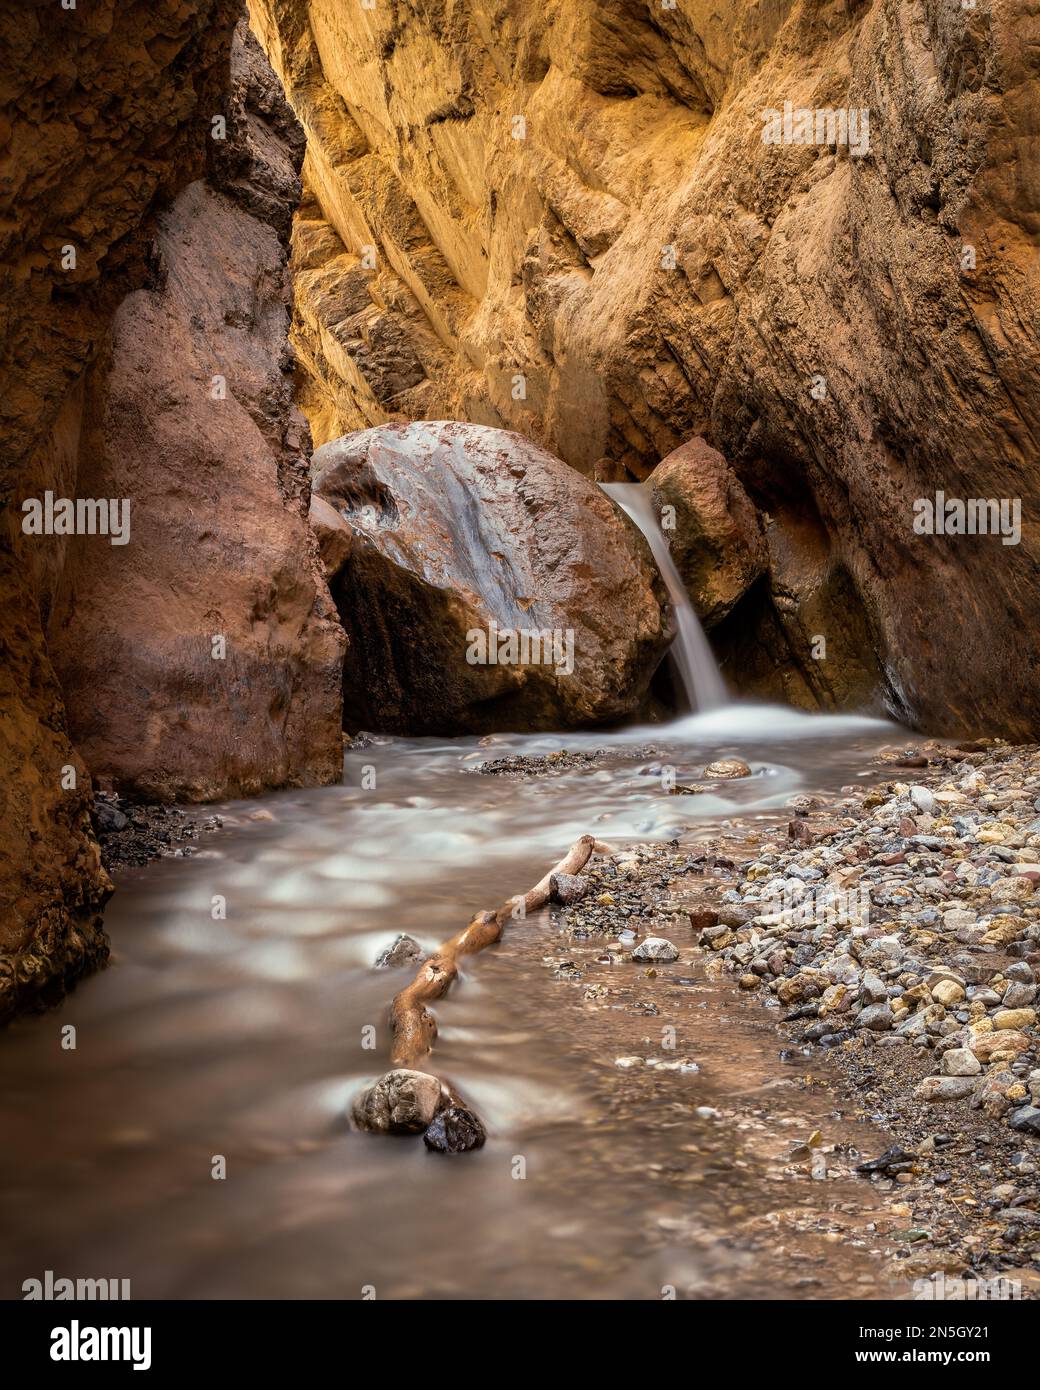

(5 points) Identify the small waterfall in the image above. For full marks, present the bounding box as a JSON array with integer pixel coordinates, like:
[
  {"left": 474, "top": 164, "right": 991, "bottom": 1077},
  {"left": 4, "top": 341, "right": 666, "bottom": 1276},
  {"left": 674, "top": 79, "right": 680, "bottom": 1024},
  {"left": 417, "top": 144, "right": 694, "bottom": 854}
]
[{"left": 602, "top": 481, "right": 727, "bottom": 712}]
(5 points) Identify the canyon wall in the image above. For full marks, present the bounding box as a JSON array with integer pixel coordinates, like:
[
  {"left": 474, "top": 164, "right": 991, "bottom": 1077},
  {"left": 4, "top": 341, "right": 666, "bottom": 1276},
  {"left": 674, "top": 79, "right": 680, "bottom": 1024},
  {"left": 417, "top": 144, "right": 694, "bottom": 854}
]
[
  {"left": 0, "top": 7, "right": 344, "bottom": 1019},
  {"left": 250, "top": 0, "right": 1040, "bottom": 734}
]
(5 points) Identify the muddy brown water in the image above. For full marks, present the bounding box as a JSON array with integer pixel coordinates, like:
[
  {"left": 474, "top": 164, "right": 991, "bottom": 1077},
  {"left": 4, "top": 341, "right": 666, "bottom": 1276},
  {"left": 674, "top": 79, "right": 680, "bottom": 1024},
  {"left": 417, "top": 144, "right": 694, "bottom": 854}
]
[{"left": 0, "top": 706, "right": 922, "bottom": 1299}]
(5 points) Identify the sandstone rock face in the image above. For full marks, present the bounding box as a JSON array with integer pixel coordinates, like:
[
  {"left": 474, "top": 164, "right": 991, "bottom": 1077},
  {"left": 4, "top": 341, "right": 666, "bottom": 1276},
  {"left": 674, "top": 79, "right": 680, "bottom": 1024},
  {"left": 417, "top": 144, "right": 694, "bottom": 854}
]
[
  {"left": 312, "top": 421, "right": 668, "bottom": 733},
  {"left": 46, "top": 22, "right": 346, "bottom": 802},
  {"left": 252, "top": 0, "right": 1040, "bottom": 738},
  {"left": 0, "top": 0, "right": 240, "bottom": 1021},
  {"left": 0, "top": 12, "right": 344, "bottom": 1017}
]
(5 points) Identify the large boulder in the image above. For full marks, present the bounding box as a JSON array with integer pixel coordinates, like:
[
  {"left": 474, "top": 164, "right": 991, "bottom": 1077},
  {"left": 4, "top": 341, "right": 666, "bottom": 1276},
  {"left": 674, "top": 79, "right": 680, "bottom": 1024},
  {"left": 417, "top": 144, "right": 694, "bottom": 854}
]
[
  {"left": 312, "top": 421, "right": 668, "bottom": 734},
  {"left": 649, "top": 437, "right": 767, "bottom": 629}
]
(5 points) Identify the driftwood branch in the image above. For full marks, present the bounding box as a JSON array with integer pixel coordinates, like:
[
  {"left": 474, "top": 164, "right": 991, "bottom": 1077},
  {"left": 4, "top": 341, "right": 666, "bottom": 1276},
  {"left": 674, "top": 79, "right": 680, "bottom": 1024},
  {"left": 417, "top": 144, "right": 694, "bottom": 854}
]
[{"left": 389, "top": 833, "right": 597, "bottom": 1067}]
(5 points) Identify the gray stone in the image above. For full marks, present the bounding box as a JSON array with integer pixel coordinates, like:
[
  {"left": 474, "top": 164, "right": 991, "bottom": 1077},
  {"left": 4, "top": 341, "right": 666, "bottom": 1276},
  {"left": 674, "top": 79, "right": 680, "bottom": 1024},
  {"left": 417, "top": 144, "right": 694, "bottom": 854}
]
[
  {"left": 1009, "top": 1106, "right": 1040, "bottom": 1136},
  {"left": 1002, "top": 981, "right": 1037, "bottom": 1009},
  {"left": 374, "top": 934, "right": 426, "bottom": 969},
  {"left": 941, "top": 1047, "right": 981, "bottom": 1077},
  {"left": 632, "top": 936, "right": 679, "bottom": 963},
  {"left": 857, "top": 1003, "right": 894, "bottom": 1032},
  {"left": 859, "top": 970, "right": 889, "bottom": 1004},
  {"left": 915, "top": 1076, "right": 976, "bottom": 1101},
  {"left": 549, "top": 871, "right": 592, "bottom": 905}
]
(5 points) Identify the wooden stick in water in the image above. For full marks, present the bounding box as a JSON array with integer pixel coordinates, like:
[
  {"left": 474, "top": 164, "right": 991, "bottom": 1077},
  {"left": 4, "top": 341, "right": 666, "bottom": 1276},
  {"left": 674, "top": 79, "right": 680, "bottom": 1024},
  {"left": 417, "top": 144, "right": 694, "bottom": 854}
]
[{"left": 389, "top": 833, "right": 598, "bottom": 1066}]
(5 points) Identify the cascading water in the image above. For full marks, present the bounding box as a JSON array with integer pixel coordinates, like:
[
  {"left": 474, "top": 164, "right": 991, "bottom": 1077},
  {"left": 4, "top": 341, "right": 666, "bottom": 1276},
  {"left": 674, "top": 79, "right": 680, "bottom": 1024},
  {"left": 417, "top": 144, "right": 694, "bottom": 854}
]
[{"left": 602, "top": 481, "right": 728, "bottom": 712}]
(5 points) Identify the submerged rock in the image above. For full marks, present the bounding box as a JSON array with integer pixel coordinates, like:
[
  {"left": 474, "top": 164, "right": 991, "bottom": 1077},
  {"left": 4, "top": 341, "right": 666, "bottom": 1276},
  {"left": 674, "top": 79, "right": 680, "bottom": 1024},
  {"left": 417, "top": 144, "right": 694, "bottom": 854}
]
[
  {"left": 423, "top": 1105, "right": 487, "bottom": 1153},
  {"left": 312, "top": 421, "right": 668, "bottom": 735},
  {"left": 351, "top": 1069, "right": 445, "bottom": 1135},
  {"left": 703, "top": 759, "right": 751, "bottom": 779},
  {"left": 374, "top": 934, "right": 425, "bottom": 969}
]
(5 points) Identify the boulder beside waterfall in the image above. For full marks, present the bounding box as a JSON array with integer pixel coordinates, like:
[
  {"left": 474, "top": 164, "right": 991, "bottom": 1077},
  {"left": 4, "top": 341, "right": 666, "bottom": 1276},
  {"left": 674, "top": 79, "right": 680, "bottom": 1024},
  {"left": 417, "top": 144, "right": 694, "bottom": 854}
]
[
  {"left": 648, "top": 437, "right": 767, "bottom": 630},
  {"left": 311, "top": 421, "right": 669, "bottom": 734}
]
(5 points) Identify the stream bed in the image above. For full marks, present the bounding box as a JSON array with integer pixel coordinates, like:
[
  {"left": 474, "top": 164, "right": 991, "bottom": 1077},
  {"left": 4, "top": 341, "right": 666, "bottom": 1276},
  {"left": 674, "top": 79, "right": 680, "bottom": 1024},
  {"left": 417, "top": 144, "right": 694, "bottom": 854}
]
[{"left": 0, "top": 704, "right": 922, "bottom": 1299}]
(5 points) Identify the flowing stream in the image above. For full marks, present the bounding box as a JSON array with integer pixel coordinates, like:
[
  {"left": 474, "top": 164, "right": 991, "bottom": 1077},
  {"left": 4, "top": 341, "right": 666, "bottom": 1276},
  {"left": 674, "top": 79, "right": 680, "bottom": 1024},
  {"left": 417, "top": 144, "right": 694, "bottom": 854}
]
[
  {"left": 0, "top": 705, "right": 918, "bottom": 1300},
  {"left": 0, "top": 488, "right": 921, "bottom": 1300}
]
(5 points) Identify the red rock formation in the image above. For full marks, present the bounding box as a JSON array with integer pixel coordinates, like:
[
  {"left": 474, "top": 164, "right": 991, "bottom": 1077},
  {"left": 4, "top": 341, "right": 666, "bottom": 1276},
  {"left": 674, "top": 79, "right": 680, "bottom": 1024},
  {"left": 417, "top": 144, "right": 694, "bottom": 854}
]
[
  {"left": 46, "top": 23, "right": 346, "bottom": 801},
  {"left": 0, "top": 0, "right": 241, "bottom": 1021},
  {"left": 0, "top": 10, "right": 344, "bottom": 1019}
]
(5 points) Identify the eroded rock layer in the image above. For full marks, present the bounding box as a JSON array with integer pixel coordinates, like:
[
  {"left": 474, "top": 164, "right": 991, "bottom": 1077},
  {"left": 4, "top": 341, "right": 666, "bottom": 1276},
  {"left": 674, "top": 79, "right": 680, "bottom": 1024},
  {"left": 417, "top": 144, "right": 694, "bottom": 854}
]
[
  {"left": 46, "top": 22, "right": 346, "bottom": 802},
  {"left": 251, "top": 0, "right": 1040, "bottom": 737},
  {"left": 0, "top": 9, "right": 344, "bottom": 1018},
  {"left": 0, "top": 0, "right": 240, "bottom": 1020}
]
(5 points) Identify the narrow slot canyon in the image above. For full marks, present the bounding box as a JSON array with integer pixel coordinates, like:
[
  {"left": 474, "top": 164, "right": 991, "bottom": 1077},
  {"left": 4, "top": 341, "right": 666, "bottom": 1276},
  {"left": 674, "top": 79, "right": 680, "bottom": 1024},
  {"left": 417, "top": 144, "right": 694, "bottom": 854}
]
[{"left": 1, "top": 0, "right": 1039, "bottom": 1332}]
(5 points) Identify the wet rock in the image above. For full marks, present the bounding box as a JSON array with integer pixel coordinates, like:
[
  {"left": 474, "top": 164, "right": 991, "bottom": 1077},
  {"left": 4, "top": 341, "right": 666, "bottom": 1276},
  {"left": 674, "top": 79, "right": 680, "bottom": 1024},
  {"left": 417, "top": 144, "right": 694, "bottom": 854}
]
[
  {"left": 856, "top": 1146, "right": 917, "bottom": 1176},
  {"left": 351, "top": 1069, "right": 445, "bottom": 1135},
  {"left": 631, "top": 937, "right": 679, "bottom": 963},
  {"left": 92, "top": 799, "right": 128, "bottom": 834},
  {"left": 423, "top": 1104, "right": 486, "bottom": 1153},
  {"left": 374, "top": 935, "right": 426, "bottom": 969},
  {"left": 703, "top": 759, "right": 751, "bottom": 780},
  {"left": 648, "top": 437, "right": 767, "bottom": 627},
  {"left": 550, "top": 872, "right": 591, "bottom": 905}
]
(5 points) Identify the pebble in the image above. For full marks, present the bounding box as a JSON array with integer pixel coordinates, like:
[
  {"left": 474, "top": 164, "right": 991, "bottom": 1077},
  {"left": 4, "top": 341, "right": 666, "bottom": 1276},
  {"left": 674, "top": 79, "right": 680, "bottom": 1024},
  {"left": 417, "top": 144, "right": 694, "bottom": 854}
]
[{"left": 631, "top": 936, "right": 679, "bottom": 963}]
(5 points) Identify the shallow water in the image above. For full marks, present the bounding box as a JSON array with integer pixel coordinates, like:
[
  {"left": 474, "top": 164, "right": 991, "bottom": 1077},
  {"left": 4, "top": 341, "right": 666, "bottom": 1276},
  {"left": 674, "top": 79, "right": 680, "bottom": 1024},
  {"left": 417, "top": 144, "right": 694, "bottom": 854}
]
[{"left": 0, "top": 704, "right": 918, "bottom": 1299}]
